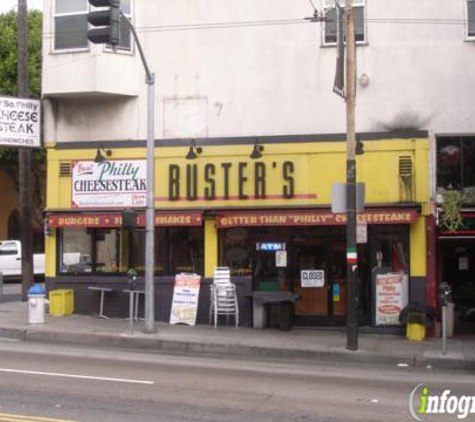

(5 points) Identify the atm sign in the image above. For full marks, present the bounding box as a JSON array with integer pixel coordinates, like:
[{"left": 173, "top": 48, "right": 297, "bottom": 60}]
[{"left": 301, "top": 270, "right": 325, "bottom": 288}]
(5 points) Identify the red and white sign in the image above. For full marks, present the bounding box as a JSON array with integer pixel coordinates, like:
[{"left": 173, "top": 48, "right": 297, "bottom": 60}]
[
  {"left": 375, "top": 273, "right": 408, "bottom": 326},
  {"left": 170, "top": 273, "right": 201, "bottom": 326},
  {"left": 71, "top": 160, "right": 147, "bottom": 208},
  {"left": 47, "top": 211, "right": 203, "bottom": 228},
  {"left": 216, "top": 209, "right": 418, "bottom": 228}
]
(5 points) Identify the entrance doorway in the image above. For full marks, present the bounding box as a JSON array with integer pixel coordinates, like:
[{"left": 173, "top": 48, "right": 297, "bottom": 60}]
[
  {"left": 439, "top": 239, "right": 475, "bottom": 334},
  {"left": 249, "top": 227, "right": 349, "bottom": 325}
]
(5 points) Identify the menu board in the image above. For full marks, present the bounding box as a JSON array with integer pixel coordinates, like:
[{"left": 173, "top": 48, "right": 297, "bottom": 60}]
[
  {"left": 170, "top": 273, "right": 201, "bottom": 326},
  {"left": 375, "top": 273, "right": 408, "bottom": 326}
]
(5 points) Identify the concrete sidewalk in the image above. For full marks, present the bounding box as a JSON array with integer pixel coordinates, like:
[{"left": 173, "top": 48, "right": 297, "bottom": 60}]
[{"left": 0, "top": 300, "right": 473, "bottom": 370}]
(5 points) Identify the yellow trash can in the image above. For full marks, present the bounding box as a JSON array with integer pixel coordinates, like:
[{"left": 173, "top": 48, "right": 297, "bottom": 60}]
[
  {"left": 406, "top": 312, "right": 426, "bottom": 341},
  {"left": 49, "top": 289, "right": 74, "bottom": 316},
  {"left": 406, "top": 322, "right": 426, "bottom": 341}
]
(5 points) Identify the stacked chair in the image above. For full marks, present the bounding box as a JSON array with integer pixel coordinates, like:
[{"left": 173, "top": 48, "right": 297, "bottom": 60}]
[{"left": 209, "top": 267, "right": 239, "bottom": 328}]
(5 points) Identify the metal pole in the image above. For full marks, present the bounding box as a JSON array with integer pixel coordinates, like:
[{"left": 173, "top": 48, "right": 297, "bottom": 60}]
[
  {"left": 121, "top": 13, "right": 156, "bottom": 333},
  {"left": 144, "top": 75, "right": 156, "bottom": 333},
  {"left": 442, "top": 305, "right": 447, "bottom": 356},
  {"left": 18, "top": 0, "right": 34, "bottom": 301},
  {"left": 345, "top": 0, "right": 358, "bottom": 351}
]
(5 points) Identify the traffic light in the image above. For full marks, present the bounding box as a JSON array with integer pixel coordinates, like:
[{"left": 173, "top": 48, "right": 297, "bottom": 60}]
[{"left": 87, "top": 0, "right": 121, "bottom": 46}]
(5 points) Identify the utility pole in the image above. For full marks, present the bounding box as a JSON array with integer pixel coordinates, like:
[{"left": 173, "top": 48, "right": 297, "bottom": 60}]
[
  {"left": 345, "top": 0, "right": 358, "bottom": 351},
  {"left": 18, "top": 0, "right": 34, "bottom": 300}
]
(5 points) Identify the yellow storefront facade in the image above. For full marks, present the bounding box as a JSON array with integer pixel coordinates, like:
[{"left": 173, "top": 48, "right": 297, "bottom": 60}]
[{"left": 44, "top": 131, "right": 432, "bottom": 328}]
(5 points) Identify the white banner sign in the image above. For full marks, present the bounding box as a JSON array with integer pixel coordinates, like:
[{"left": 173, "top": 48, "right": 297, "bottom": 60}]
[
  {"left": 170, "top": 273, "right": 201, "bottom": 326},
  {"left": 0, "top": 96, "right": 41, "bottom": 148},
  {"left": 375, "top": 273, "right": 408, "bottom": 326},
  {"left": 301, "top": 270, "right": 325, "bottom": 288},
  {"left": 72, "top": 160, "right": 147, "bottom": 208}
]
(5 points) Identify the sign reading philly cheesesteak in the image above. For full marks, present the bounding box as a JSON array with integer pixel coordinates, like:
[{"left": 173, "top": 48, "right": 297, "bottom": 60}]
[
  {"left": 0, "top": 96, "right": 41, "bottom": 148},
  {"left": 72, "top": 160, "right": 147, "bottom": 208}
]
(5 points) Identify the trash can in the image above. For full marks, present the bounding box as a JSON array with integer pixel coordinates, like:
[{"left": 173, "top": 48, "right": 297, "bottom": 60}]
[
  {"left": 28, "top": 284, "right": 46, "bottom": 325},
  {"left": 49, "top": 289, "right": 74, "bottom": 316},
  {"left": 406, "top": 312, "right": 426, "bottom": 341}
]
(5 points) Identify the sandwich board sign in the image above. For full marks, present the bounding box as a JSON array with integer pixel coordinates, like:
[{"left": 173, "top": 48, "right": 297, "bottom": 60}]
[{"left": 170, "top": 273, "right": 201, "bottom": 326}]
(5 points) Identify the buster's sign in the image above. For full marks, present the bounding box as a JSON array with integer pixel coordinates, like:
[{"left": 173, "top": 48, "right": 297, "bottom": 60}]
[{"left": 72, "top": 160, "right": 146, "bottom": 208}]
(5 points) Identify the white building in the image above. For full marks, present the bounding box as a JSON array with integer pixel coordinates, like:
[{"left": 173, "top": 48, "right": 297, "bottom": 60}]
[{"left": 42, "top": 1, "right": 475, "bottom": 330}]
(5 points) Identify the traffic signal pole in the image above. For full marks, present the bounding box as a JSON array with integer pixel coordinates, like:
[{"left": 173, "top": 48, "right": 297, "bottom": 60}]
[
  {"left": 121, "top": 15, "right": 157, "bottom": 334},
  {"left": 87, "top": 0, "right": 156, "bottom": 333},
  {"left": 345, "top": 0, "right": 358, "bottom": 351}
]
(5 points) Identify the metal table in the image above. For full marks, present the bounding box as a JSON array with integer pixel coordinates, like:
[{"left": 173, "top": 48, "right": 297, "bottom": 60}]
[
  {"left": 123, "top": 289, "right": 145, "bottom": 334},
  {"left": 88, "top": 286, "right": 113, "bottom": 319}
]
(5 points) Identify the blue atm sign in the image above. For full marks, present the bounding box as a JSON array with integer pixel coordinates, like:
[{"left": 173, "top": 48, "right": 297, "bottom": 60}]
[{"left": 256, "top": 242, "right": 286, "bottom": 251}]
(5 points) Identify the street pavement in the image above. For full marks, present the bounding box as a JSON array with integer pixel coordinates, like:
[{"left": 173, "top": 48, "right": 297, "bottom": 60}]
[{"left": 0, "top": 290, "right": 473, "bottom": 370}]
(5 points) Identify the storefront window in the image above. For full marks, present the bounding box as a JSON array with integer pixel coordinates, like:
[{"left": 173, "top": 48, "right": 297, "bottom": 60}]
[
  {"left": 157, "top": 227, "right": 204, "bottom": 276},
  {"left": 219, "top": 228, "right": 253, "bottom": 277},
  {"left": 59, "top": 229, "right": 93, "bottom": 273},
  {"left": 94, "top": 229, "right": 121, "bottom": 273},
  {"left": 437, "top": 136, "right": 475, "bottom": 191},
  {"left": 367, "top": 225, "right": 410, "bottom": 273},
  {"left": 59, "top": 226, "right": 204, "bottom": 276}
]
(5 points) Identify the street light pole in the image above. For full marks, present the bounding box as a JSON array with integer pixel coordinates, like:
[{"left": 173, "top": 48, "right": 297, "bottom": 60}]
[
  {"left": 122, "top": 15, "right": 156, "bottom": 333},
  {"left": 345, "top": 0, "right": 358, "bottom": 351}
]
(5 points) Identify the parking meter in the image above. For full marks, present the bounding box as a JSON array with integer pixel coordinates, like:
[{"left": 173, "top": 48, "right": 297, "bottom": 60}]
[
  {"left": 127, "top": 268, "right": 138, "bottom": 291},
  {"left": 438, "top": 282, "right": 452, "bottom": 307},
  {"left": 439, "top": 281, "right": 452, "bottom": 356}
]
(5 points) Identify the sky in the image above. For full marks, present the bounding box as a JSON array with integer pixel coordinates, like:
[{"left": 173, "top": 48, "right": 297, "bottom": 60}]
[{"left": 0, "top": 0, "right": 43, "bottom": 13}]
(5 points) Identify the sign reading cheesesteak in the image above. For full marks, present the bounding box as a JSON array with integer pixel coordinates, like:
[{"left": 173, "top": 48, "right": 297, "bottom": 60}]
[
  {"left": 0, "top": 96, "right": 41, "bottom": 148},
  {"left": 72, "top": 160, "right": 146, "bottom": 208},
  {"left": 216, "top": 209, "right": 418, "bottom": 228},
  {"left": 375, "top": 273, "right": 408, "bottom": 326}
]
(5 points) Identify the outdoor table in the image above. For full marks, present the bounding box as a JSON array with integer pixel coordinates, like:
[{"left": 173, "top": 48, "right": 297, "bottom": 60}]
[
  {"left": 123, "top": 289, "right": 145, "bottom": 334},
  {"left": 88, "top": 286, "right": 113, "bottom": 319},
  {"left": 250, "top": 291, "right": 300, "bottom": 330}
]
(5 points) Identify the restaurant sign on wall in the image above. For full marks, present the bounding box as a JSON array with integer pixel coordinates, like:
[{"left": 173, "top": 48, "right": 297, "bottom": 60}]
[{"left": 72, "top": 160, "right": 147, "bottom": 208}]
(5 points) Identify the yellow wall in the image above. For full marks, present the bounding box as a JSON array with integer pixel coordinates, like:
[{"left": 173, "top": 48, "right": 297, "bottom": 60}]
[
  {"left": 410, "top": 216, "right": 426, "bottom": 277},
  {"left": 204, "top": 218, "right": 218, "bottom": 278},
  {"left": 46, "top": 137, "right": 430, "bottom": 213}
]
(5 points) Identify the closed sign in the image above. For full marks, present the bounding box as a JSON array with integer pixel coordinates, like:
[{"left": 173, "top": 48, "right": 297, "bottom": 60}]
[{"left": 301, "top": 270, "right": 325, "bottom": 288}]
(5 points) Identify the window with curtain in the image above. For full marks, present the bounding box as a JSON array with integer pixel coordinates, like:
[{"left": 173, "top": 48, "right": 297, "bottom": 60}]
[{"left": 323, "top": 0, "right": 365, "bottom": 44}]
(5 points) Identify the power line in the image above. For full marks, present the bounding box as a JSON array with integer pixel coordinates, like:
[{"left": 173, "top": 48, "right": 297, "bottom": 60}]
[{"left": 40, "top": 16, "right": 470, "bottom": 41}]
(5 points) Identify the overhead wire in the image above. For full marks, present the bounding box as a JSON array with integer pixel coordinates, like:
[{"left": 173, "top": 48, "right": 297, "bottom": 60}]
[{"left": 40, "top": 16, "right": 470, "bottom": 41}]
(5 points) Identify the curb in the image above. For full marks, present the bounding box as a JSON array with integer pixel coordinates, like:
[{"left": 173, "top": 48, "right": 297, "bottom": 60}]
[{"left": 0, "top": 325, "right": 473, "bottom": 370}]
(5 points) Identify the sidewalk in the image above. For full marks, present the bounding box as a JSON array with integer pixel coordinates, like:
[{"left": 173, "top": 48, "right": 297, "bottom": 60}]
[{"left": 0, "top": 300, "right": 474, "bottom": 370}]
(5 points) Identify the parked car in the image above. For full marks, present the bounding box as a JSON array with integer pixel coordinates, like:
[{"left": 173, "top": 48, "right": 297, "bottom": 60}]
[{"left": 0, "top": 240, "right": 90, "bottom": 282}]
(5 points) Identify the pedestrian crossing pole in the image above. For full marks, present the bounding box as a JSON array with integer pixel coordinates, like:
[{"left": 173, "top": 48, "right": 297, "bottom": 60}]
[{"left": 345, "top": 0, "right": 358, "bottom": 351}]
